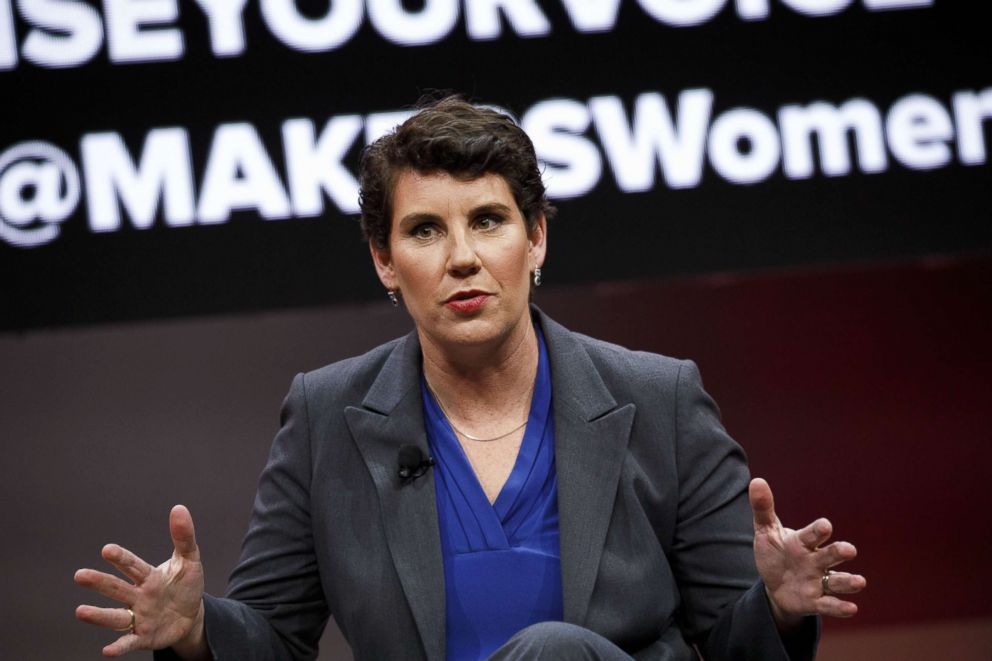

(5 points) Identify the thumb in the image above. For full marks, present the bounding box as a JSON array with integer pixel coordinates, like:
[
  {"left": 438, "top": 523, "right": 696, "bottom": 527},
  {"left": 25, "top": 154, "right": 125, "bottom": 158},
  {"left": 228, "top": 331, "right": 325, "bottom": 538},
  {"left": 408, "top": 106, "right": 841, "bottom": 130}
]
[
  {"left": 169, "top": 504, "right": 200, "bottom": 561},
  {"left": 749, "top": 477, "right": 778, "bottom": 529}
]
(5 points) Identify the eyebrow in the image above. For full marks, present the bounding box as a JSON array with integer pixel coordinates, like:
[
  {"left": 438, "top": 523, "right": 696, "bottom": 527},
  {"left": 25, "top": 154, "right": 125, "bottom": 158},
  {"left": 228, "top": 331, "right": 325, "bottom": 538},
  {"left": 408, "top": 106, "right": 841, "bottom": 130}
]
[
  {"left": 397, "top": 202, "right": 515, "bottom": 228},
  {"left": 472, "top": 202, "right": 514, "bottom": 216},
  {"left": 397, "top": 212, "right": 440, "bottom": 229}
]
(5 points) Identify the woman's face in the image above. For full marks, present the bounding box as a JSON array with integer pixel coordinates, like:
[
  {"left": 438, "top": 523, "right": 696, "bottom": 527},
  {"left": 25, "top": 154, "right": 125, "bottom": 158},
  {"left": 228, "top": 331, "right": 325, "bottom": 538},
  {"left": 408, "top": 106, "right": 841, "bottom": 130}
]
[{"left": 371, "top": 169, "right": 546, "bottom": 355}]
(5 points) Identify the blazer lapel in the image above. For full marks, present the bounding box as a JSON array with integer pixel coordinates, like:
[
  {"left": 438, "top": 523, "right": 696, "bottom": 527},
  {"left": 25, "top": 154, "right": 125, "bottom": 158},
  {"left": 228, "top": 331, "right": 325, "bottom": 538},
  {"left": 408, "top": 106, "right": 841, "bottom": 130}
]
[
  {"left": 537, "top": 310, "right": 636, "bottom": 627},
  {"left": 344, "top": 332, "right": 446, "bottom": 661}
]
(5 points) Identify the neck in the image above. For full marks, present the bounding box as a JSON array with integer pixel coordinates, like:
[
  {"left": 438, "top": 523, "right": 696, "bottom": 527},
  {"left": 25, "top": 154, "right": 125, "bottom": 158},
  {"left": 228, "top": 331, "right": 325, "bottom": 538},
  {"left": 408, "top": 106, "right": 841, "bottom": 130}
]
[{"left": 419, "top": 316, "right": 539, "bottom": 420}]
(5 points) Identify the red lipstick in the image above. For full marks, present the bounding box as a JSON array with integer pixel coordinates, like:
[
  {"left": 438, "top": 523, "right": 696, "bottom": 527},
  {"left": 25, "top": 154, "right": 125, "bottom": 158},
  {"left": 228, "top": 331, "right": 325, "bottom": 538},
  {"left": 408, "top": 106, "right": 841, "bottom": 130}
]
[{"left": 445, "top": 291, "right": 490, "bottom": 314}]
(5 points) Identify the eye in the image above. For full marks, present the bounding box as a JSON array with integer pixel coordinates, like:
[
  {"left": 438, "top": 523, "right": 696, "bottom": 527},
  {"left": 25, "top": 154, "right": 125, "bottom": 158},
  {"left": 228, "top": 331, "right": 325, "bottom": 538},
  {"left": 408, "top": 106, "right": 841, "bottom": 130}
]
[
  {"left": 475, "top": 214, "right": 503, "bottom": 231},
  {"left": 411, "top": 223, "right": 438, "bottom": 240}
]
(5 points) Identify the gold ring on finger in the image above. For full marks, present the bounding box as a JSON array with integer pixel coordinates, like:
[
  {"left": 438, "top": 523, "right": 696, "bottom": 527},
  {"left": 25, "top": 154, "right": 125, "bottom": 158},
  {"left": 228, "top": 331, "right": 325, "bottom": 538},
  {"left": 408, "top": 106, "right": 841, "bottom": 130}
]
[{"left": 114, "top": 607, "right": 135, "bottom": 633}]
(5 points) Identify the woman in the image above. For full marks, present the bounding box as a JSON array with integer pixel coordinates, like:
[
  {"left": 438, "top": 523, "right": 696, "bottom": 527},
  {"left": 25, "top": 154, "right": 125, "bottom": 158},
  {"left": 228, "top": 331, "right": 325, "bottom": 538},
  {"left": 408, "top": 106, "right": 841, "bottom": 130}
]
[{"left": 75, "top": 96, "right": 865, "bottom": 660}]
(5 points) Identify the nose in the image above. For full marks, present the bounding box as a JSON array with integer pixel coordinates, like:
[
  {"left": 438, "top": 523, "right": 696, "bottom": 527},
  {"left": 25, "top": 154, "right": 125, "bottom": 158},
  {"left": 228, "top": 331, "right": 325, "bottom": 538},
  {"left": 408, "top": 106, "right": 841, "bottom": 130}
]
[{"left": 446, "top": 226, "right": 481, "bottom": 277}]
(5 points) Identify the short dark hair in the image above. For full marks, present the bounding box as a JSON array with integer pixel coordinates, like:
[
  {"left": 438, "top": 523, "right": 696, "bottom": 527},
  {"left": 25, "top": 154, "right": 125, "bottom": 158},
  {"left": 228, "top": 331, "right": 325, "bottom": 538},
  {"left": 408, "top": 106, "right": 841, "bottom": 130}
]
[{"left": 358, "top": 95, "right": 556, "bottom": 250}]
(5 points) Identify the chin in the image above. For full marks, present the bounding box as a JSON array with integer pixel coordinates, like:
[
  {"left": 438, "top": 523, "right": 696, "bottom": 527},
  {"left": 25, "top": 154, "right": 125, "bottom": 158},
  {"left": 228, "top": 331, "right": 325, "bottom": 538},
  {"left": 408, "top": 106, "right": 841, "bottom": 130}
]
[
  {"left": 443, "top": 322, "right": 503, "bottom": 346},
  {"left": 430, "top": 315, "right": 510, "bottom": 347}
]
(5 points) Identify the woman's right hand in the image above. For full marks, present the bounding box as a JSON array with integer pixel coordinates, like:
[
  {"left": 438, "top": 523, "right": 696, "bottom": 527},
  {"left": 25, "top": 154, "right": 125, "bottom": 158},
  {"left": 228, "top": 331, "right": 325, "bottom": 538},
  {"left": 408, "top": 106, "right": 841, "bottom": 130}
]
[{"left": 75, "top": 505, "right": 209, "bottom": 658}]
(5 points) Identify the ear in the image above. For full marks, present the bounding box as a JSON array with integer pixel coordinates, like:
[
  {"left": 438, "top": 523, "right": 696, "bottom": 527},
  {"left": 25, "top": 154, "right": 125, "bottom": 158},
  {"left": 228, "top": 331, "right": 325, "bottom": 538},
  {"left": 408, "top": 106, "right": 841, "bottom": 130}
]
[
  {"left": 369, "top": 242, "right": 398, "bottom": 291},
  {"left": 528, "top": 213, "right": 548, "bottom": 270}
]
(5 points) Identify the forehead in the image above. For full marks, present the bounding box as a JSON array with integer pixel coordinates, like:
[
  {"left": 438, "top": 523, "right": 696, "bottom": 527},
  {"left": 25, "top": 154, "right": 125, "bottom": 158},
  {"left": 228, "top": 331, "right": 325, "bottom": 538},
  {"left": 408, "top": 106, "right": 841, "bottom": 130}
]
[{"left": 391, "top": 170, "right": 516, "bottom": 221}]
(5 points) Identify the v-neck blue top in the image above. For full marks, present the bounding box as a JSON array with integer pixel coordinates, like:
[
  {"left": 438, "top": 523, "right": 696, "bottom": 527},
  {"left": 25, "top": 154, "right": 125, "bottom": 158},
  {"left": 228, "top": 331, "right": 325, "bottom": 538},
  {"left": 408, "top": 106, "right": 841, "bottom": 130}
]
[{"left": 421, "top": 328, "right": 563, "bottom": 661}]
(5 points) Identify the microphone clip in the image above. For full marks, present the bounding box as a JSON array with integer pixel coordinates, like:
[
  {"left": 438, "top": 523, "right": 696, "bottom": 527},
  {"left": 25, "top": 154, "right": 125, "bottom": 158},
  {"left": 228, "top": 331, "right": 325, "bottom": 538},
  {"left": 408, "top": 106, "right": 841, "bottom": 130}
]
[{"left": 398, "top": 444, "right": 435, "bottom": 482}]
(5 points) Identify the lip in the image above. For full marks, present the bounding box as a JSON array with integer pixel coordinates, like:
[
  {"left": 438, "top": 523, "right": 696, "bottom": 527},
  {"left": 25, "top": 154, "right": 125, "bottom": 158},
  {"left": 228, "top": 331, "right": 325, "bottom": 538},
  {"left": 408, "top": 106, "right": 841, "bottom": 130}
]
[{"left": 444, "top": 290, "right": 491, "bottom": 314}]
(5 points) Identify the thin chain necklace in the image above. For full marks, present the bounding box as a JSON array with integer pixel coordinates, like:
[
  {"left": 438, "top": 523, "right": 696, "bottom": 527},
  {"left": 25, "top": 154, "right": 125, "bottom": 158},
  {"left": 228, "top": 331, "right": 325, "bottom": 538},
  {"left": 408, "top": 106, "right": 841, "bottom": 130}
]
[{"left": 427, "top": 382, "right": 529, "bottom": 442}]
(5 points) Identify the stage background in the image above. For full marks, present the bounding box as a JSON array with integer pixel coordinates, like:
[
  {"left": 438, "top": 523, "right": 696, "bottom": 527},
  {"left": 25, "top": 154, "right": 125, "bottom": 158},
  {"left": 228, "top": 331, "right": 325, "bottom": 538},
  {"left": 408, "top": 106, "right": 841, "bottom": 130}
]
[{"left": 1, "top": 0, "right": 989, "bottom": 657}]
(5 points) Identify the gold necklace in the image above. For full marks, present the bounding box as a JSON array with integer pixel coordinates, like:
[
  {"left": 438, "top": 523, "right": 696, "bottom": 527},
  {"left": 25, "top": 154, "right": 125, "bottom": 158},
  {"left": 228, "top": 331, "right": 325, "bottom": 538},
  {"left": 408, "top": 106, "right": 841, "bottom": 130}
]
[{"left": 427, "top": 383, "right": 528, "bottom": 442}]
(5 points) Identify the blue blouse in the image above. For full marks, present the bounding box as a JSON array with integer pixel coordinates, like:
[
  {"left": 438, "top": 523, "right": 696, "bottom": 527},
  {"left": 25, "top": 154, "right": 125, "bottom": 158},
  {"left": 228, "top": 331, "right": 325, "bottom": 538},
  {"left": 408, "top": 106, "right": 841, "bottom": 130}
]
[{"left": 421, "top": 329, "right": 563, "bottom": 661}]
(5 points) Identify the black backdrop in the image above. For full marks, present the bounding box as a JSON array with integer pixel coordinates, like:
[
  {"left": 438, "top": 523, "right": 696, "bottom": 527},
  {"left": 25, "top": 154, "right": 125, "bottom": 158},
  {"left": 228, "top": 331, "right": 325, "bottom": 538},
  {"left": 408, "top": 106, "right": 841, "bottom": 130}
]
[{"left": 3, "top": 0, "right": 990, "bottom": 330}]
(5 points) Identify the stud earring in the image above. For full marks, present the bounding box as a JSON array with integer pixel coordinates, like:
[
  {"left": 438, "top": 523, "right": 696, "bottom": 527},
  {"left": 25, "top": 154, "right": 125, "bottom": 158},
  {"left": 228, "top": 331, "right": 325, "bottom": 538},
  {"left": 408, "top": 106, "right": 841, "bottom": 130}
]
[
  {"left": 533, "top": 268, "right": 542, "bottom": 287},
  {"left": 387, "top": 290, "right": 399, "bottom": 306}
]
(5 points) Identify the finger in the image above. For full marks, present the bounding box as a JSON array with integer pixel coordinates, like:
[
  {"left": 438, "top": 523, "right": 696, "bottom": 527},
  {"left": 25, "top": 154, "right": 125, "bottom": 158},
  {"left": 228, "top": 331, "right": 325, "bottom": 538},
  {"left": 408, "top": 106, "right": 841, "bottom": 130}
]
[
  {"left": 749, "top": 478, "right": 778, "bottom": 528},
  {"left": 818, "top": 540, "right": 858, "bottom": 568},
  {"left": 101, "top": 544, "right": 153, "bottom": 584},
  {"left": 103, "top": 633, "right": 142, "bottom": 657},
  {"left": 170, "top": 505, "right": 200, "bottom": 561},
  {"left": 822, "top": 571, "right": 867, "bottom": 596},
  {"left": 75, "top": 604, "right": 134, "bottom": 631},
  {"left": 74, "top": 569, "right": 136, "bottom": 605},
  {"left": 797, "top": 518, "right": 832, "bottom": 550},
  {"left": 815, "top": 594, "right": 859, "bottom": 618}
]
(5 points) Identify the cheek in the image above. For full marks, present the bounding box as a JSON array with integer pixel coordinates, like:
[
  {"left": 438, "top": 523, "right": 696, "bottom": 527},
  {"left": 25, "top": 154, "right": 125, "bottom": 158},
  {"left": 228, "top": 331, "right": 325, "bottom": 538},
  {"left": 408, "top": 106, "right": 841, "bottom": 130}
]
[
  {"left": 394, "top": 253, "right": 440, "bottom": 300},
  {"left": 494, "top": 250, "right": 532, "bottom": 290}
]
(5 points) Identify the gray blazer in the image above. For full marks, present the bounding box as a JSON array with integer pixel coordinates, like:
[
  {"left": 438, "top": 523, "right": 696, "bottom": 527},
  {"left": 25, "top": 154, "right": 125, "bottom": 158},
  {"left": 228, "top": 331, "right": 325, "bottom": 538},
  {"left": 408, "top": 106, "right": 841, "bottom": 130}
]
[{"left": 182, "top": 309, "right": 814, "bottom": 660}]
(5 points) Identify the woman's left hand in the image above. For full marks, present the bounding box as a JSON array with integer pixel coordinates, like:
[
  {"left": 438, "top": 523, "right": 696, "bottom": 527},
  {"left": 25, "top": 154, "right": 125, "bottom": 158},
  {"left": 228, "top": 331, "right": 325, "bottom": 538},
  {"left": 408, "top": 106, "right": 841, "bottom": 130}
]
[{"left": 749, "top": 477, "right": 867, "bottom": 629}]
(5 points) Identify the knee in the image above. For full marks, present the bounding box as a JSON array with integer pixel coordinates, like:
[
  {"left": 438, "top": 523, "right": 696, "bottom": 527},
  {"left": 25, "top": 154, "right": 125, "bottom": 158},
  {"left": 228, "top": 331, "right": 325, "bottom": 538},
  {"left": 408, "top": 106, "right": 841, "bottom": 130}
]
[
  {"left": 497, "top": 621, "right": 630, "bottom": 660},
  {"left": 517, "top": 621, "right": 587, "bottom": 645}
]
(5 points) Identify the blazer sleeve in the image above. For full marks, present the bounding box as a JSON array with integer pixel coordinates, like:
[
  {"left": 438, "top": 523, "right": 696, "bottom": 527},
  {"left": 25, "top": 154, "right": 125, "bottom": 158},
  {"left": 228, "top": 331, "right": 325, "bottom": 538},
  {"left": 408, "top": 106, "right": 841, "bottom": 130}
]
[
  {"left": 157, "top": 373, "right": 331, "bottom": 661},
  {"left": 669, "top": 360, "right": 818, "bottom": 661}
]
